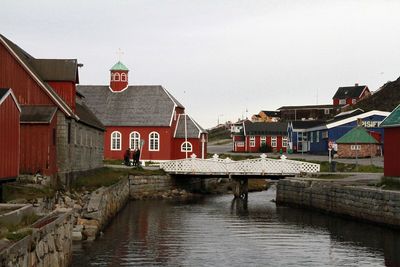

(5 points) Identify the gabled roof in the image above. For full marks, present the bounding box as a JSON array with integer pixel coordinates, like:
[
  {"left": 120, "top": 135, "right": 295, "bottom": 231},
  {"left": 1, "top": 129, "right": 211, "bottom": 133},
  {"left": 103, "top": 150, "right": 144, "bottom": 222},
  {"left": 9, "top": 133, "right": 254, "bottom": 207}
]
[
  {"left": 0, "top": 34, "right": 75, "bottom": 118},
  {"left": 77, "top": 85, "right": 184, "bottom": 126},
  {"left": 380, "top": 104, "right": 400, "bottom": 128},
  {"left": 75, "top": 103, "right": 105, "bottom": 131},
  {"left": 0, "top": 88, "right": 21, "bottom": 112},
  {"left": 110, "top": 61, "right": 129, "bottom": 71},
  {"left": 174, "top": 114, "right": 206, "bottom": 138},
  {"left": 278, "top": 104, "right": 334, "bottom": 110},
  {"left": 334, "top": 108, "right": 364, "bottom": 119},
  {"left": 261, "top": 110, "right": 280, "bottom": 117},
  {"left": 245, "top": 122, "right": 288, "bottom": 136},
  {"left": 28, "top": 59, "right": 79, "bottom": 83},
  {"left": 333, "top": 85, "right": 368, "bottom": 99},
  {"left": 20, "top": 106, "right": 57, "bottom": 123},
  {"left": 336, "top": 127, "right": 377, "bottom": 144}
]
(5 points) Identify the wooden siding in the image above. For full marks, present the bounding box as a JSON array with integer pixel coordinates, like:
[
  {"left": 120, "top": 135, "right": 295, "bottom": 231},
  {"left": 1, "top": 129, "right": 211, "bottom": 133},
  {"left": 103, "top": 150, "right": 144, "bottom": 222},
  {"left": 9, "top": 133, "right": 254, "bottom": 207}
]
[
  {"left": 0, "top": 95, "right": 20, "bottom": 179},
  {"left": 48, "top": 81, "right": 76, "bottom": 112},
  {"left": 20, "top": 116, "right": 57, "bottom": 176},
  {"left": 384, "top": 127, "right": 400, "bottom": 177},
  {"left": 0, "top": 42, "right": 54, "bottom": 106}
]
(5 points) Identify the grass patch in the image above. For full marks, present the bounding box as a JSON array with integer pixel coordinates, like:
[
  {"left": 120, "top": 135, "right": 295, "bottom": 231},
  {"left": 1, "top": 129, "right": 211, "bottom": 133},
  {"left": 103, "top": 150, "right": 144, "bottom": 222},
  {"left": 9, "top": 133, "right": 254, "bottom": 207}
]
[
  {"left": 374, "top": 177, "right": 400, "bottom": 191},
  {"left": 103, "top": 159, "right": 124, "bottom": 165},
  {"left": 291, "top": 159, "right": 383, "bottom": 173},
  {"left": 210, "top": 139, "right": 232, "bottom": 145},
  {"left": 2, "top": 184, "right": 54, "bottom": 202},
  {"left": 207, "top": 153, "right": 259, "bottom": 161},
  {"left": 0, "top": 213, "right": 42, "bottom": 241}
]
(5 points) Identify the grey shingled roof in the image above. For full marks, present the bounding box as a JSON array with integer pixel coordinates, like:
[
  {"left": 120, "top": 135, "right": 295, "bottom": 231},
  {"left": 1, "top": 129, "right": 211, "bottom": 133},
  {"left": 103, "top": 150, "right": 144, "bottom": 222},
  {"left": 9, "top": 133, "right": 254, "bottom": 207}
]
[
  {"left": 77, "top": 85, "right": 184, "bottom": 126},
  {"left": 278, "top": 104, "right": 334, "bottom": 110},
  {"left": 20, "top": 106, "right": 57, "bottom": 123},
  {"left": 245, "top": 122, "right": 288, "bottom": 135},
  {"left": 333, "top": 85, "right": 367, "bottom": 99},
  {"left": 28, "top": 59, "right": 79, "bottom": 82},
  {"left": 174, "top": 114, "right": 206, "bottom": 138},
  {"left": 76, "top": 103, "right": 105, "bottom": 131}
]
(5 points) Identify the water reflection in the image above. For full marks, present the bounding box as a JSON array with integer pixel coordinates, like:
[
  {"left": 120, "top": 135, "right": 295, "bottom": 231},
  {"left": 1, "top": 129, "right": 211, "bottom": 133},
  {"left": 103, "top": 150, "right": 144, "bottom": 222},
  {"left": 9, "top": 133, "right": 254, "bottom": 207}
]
[{"left": 72, "top": 189, "right": 400, "bottom": 267}]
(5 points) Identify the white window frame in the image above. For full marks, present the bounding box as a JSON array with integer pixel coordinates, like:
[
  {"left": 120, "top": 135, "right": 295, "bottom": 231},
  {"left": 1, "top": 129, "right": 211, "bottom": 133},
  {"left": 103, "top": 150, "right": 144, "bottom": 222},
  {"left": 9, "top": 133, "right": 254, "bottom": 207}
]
[
  {"left": 111, "top": 131, "right": 122, "bottom": 151},
  {"left": 310, "top": 132, "right": 314, "bottom": 143},
  {"left": 352, "top": 98, "right": 356, "bottom": 104},
  {"left": 351, "top": 145, "right": 361, "bottom": 151},
  {"left": 339, "top": 99, "right": 346, "bottom": 105},
  {"left": 282, "top": 136, "right": 288, "bottom": 148},
  {"left": 237, "top": 141, "right": 244, "bottom": 147},
  {"left": 120, "top": 73, "right": 127, "bottom": 82},
  {"left": 249, "top": 136, "right": 255, "bottom": 147},
  {"left": 316, "top": 131, "right": 320, "bottom": 143},
  {"left": 271, "top": 136, "right": 277, "bottom": 148},
  {"left": 324, "top": 109, "right": 330, "bottom": 115},
  {"left": 149, "top": 131, "right": 160, "bottom": 151},
  {"left": 114, "top": 72, "right": 120, "bottom": 81},
  {"left": 129, "top": 131, "right": 141, "bottom": 150},
  {"left": 260, "top": 136, "right": 266, "bottom": 146},
  {"left": 181, "top": 141, "right": 193, "bottom": 152}
]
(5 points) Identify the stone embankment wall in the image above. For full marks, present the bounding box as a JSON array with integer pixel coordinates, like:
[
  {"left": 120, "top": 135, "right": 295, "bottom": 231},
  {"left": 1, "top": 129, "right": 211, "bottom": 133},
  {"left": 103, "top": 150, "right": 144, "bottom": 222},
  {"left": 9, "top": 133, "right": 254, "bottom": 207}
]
[
  {"left": 277, "top": 179, "right": 400, "bottom": 227},
  {"left": 0, "top": 211, "right": 73, "bottom": 267}
]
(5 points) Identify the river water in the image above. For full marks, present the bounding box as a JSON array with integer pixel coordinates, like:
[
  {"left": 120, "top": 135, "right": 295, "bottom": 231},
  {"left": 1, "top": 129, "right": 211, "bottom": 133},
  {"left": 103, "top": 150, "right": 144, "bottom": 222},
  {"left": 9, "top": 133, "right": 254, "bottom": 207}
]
[{"left": 72, "top": 188, "right": 400, "bottom": 266}]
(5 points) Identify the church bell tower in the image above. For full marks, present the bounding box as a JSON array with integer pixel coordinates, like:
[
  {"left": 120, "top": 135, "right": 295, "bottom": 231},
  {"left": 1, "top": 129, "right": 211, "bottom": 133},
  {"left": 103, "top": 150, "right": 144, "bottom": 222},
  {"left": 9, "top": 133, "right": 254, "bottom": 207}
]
[{"left": 109, "top": 61, "right": 129, "bottom": 92}]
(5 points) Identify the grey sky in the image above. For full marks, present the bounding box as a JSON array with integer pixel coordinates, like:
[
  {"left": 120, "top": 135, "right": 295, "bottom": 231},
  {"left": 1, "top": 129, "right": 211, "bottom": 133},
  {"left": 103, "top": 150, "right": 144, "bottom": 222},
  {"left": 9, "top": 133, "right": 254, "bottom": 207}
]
[{"left": 1, "top": 0, "right": 399, "bottom": 128}]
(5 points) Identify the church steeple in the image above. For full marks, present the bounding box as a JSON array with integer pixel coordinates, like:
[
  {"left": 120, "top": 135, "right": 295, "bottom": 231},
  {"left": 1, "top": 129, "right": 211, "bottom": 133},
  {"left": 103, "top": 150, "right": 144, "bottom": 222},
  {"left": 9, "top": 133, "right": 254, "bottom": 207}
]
[{"left": 109, "top": 61, "right": 129, "bottom": 92}]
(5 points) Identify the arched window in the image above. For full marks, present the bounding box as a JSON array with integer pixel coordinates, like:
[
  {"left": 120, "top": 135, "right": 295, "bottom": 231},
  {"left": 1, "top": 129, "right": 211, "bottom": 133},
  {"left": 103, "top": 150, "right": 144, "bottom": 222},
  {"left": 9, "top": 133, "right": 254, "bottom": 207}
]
[
  {"left": 181, "top": 141, "right": 192, "bottom": 152},
  {"left": 114, "top": 72, "right": 120, "bottom": 81},
  {"left": 130, "top": 131, "right": 140, "bottom": 150},
  {"left": 111, "top": 131, "right": 121, "bottom": 150},
  {"left": 121, "top": 73, "right": 127, "bottom": 82},
  {"left": 149, "top": 132, "right": 160, "bottom": 151}
]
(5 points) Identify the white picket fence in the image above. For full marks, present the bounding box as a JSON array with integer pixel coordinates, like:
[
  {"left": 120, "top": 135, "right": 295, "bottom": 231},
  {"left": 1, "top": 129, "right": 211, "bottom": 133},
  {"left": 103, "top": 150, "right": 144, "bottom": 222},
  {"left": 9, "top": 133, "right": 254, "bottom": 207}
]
[{"left": 160, "top": 154, "right": 320, "bottom": 176}]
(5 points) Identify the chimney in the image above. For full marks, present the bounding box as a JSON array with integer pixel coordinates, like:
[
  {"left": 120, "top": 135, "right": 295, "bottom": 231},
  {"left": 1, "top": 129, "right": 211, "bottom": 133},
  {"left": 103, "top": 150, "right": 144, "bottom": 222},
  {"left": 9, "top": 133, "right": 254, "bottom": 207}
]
[
  {"left": 109, "top": 61, "right": 129, "bottom": 92},
  {"left": 355, "top": 83, "right": 359, "bottom": 87}
]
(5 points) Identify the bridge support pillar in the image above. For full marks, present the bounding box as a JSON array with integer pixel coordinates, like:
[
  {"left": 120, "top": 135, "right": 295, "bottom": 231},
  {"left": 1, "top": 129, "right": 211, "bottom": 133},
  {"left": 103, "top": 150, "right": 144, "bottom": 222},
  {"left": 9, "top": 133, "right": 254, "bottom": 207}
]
[{"left": 233, "top": 178, "right": 248, "bottom": 199}]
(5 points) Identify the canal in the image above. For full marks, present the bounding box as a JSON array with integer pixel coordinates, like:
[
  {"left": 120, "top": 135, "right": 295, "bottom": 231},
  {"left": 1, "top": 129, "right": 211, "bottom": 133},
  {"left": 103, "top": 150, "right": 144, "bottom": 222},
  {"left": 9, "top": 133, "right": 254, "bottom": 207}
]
[{"left": 72, "top": 187, "right": 400, "bottom": 266}]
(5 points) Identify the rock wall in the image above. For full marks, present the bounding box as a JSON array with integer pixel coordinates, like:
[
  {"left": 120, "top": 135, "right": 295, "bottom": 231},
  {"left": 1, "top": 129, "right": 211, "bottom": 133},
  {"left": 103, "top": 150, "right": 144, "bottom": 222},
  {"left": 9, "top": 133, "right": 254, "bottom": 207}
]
[
  {"left": 277, "top": 179, "right": 400, "bottom": 227},
  {"left": 0, "top": 211, "right": 73, "bottom": 267},
  {"left": 129, "top": 175, "right": 174, "bottom": 199}
]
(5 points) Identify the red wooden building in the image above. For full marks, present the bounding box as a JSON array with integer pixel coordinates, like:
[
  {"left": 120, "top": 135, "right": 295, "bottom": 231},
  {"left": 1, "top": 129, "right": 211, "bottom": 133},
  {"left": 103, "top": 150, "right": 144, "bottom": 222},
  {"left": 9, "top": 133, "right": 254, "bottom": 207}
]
[
  {"left": 0, "top": 34, "right": 104, "bottom": 180},
  {"left": 380, "top": 104, "right": 400, "bottom": 177},
  {"left": 333, "top": 84, "right": 371, "bottom": 106},
  {"left": 78, "top": 61, "right": 208, "bottom": 162},
  {"left": 0, "top": 88, "right": 21, "bottom": 181},
  {"left": 233, "top": 121, "right": 288, "bottom": 153}
]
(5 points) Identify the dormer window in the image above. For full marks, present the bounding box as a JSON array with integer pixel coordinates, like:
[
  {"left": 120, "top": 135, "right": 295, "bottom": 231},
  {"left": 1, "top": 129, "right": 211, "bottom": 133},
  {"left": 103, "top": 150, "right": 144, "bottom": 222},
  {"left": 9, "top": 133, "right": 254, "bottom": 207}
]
[
  {"left": 114, "top": 73, "right": 120, "bottom": 81},
  {"left": 121, "top": 73, "right": 127, "bottom": 82}
]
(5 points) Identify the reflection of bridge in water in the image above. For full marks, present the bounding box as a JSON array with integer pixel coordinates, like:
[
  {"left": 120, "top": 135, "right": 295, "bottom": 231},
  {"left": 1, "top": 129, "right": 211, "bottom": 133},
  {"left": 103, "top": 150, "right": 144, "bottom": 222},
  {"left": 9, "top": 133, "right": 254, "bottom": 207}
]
[{"left": 160, "top": 154, "right": 320, "bottom": 199}]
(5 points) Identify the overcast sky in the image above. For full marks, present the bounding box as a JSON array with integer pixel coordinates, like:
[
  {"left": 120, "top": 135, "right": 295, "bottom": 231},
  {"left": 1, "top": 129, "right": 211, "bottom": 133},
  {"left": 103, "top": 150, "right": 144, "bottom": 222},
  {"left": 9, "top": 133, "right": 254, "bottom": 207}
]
[{"left": 1, "top": 0, "right": 400, "bottom": 128}]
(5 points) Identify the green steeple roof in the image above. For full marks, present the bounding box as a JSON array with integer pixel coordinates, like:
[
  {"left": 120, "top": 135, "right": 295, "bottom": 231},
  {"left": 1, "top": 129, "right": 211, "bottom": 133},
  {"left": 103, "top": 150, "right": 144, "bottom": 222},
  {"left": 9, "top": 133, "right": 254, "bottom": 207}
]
[
  {"left": 336, "top": 126, "right": 377, "bottom": 144},
  {"left": 380, "top": 104, "right": 400, "bottom": 128},
  {"left": 110, "top": 61, "right": 129, "bottom": 71}
]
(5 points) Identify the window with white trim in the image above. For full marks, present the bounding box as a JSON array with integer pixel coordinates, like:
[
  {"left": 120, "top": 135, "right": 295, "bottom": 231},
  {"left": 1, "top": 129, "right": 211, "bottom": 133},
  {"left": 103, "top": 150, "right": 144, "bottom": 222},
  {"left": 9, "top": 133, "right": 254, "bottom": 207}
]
[
  {"left": 339, "top": 99, "right": 346, "bottom": 105},
  {"left": 129, "top": 131, "right": 140, "bottom": 150},
  {"left": 310, "top": 132, "right": 314, "bottom": 143},
  {"left": 111, "top": 131, "right": 121, "bottom": 150},
  {"left": 121, "top": 73, "right": 127, "bottom": 82},
  {"left": 114, "top": 72, "right": 120, "bottom": 81},
  {"left": 149, "top": 132, "right": 160, "bottom": 151},
  {"left": 260, "top": 136, "right": 266, "bottom": 146},
  {"left": 249, "top": 136, "right": 255, "bottom": 147},
  {"left": 324, "top": 109, "right": 330, "bottom": 115},
  {"left": 282, "top": 136, "right": 288, "bottom": 148},
  {"left": 316, "top": 131, "right": 320, "bottom": 143},
  {"left": 352, "top": 98, "right": 356, "bottom": 104},
  {"left": 351, "top": 145, "right": 361, "bottom": 150},
  {"left": 271, "top": 136, "right": 277, "bottom": 147},
  {"left": 181, "top": 141, "right": 192, "bottom": 152},
  {"left": 237, "top": 141, "right": 244, "bottom": 147}
]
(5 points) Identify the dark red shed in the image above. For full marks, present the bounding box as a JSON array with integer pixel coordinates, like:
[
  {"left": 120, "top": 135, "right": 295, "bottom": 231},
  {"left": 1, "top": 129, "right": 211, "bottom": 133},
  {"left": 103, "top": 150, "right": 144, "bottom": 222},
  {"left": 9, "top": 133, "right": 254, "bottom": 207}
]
[
  {"left": 380, "top": 104, "right": 400, "bottom": 177},
  {"left": 0, "top": 88, "right": 21, "bottom": 180}
]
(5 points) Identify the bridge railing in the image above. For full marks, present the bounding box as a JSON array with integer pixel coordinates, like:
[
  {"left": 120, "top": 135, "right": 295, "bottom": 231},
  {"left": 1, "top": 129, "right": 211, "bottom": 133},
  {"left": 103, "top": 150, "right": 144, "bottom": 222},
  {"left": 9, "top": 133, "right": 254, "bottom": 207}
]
[{"left": 160, "top": 154, "right": 320, "bottom": 175}]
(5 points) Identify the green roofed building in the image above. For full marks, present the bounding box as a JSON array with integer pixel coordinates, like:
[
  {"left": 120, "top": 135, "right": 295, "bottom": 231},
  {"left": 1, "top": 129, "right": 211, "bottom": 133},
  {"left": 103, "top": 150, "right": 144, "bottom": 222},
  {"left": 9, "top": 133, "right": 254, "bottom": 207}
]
[
  {"left": 336, "top": 126, "right": 380, "bottom": 158},
  {"left": 380, "top": 104, "right": 400, "bottom": 177}
]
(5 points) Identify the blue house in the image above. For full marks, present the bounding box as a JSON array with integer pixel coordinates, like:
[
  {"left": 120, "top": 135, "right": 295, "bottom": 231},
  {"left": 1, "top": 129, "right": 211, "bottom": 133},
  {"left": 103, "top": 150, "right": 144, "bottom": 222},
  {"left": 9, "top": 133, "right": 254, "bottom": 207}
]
[
  {"left": 305, "top": 109, "right": 390, "bottom": 154},
  {"left": 287, "top": 120, "right": 325, "bottom": 152}
]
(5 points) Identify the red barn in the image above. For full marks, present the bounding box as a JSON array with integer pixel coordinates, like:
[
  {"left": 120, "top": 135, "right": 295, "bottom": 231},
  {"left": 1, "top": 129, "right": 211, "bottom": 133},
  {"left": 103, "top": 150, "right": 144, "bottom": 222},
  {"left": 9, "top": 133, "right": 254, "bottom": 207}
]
[
  {"left": 233, "top": 121, "right": 288, "bottom": 153},
  {"left": 333, "top": 84, "right": 371, "bottom": 106},
  {"left": 0, "top": 34, "right": 105, "bottom": 181},
  {"left": 380, "top": 104, "right": 400, "bottom": 177},
  {"left": 0, "top": 88, "right": 21, "bottom": 181},
  {"left": 78, "top": 61, "right": 207, "bottom": 162}
]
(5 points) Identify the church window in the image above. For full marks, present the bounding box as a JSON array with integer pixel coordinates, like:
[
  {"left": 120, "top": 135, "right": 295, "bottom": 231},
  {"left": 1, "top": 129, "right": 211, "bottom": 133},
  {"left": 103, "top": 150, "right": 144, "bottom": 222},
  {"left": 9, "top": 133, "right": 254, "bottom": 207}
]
[
  {"left": 114, "top": 73, "right": 120, "bottom": 81},
  {"left": 130, "top": 131, "right": 141, "bottom": 150},
  {"left": 111, "top": 131, "right": 121, "bottom": 150},
  {"left": 121, "top": 73, "right": 127, "bottom": 82},
  {"left": 181, "top": 141, "right": 192, "bottom": 152},
  {"left": 271, "top": 136, "right": 277, "bottom": 147},
  {"left": 149, "top": 132, "right": 160, "bottom": 151}
]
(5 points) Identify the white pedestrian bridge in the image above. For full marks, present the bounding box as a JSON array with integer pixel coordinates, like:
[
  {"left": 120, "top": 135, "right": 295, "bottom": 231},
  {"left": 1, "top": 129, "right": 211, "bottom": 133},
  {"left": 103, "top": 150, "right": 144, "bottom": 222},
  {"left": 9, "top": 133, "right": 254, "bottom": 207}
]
[{"left": 160, "top": 154, "right": 320, "bottom": 177}]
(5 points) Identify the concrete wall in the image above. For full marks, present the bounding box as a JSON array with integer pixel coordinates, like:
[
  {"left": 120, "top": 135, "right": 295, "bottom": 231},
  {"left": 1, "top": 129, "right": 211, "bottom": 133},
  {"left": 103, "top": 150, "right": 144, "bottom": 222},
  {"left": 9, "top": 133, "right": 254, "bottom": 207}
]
[
  {"left": 0, "top": 210, "right": 73, "bottom": 267},
  {"left": 56, "top": 111, "right": 104, "bottom": 184},
  {"left": 277, "top": 179, "right": 400, "bottom": 228}
]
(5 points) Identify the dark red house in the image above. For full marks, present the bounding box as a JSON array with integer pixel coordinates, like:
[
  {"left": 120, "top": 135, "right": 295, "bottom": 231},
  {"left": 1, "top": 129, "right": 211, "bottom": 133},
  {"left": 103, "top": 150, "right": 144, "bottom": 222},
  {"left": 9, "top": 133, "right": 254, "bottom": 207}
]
[
  {"left": 0, "top": 88, "right": 21, "bottom": 181},
  {"left": 380, "top": 104, "right": 400, "bottom": 177},
  {"left": 0, "top": 34, "right": 104, "bottom": 181},
  {"left": 333, "top": 84, "right": 371, "bottom": 106},
  {"left": 233, "top": 121, "right": 288, "bottom": 153},
  {"left": 78, "top": 61, "right": 208, "bottom": 162}
]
